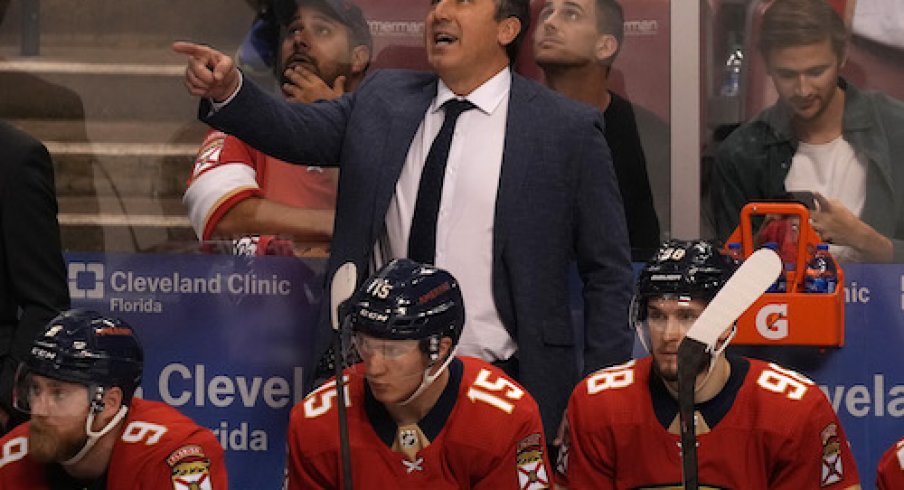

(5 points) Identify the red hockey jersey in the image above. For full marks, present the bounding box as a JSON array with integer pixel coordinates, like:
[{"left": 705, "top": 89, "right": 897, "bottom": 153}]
[
  {"left": 0, "top": 398, "right": 227, "bottom": 489},
  {"left": 877, "top": 436, "right": 904, "bottom": 490},
  {"left": 556, "top": 357, "right": 860, "bottom": 489},
  {"left": 286, "top": 356, "right": 551, "bottom": 489},
  {"left": 185, "top": 130, "right": 337, "bottom": 240}
]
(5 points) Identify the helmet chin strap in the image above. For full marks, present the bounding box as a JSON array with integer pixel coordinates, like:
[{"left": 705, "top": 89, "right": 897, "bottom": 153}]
[
  {"left": 693, "top": 324, "right": 737, "bottom": 395},
  {"left": 62, "top": 405, "right": 129, "bottom": 466},
  {"left": 398, "top": 346, "right": 458, "bottom": 406}
]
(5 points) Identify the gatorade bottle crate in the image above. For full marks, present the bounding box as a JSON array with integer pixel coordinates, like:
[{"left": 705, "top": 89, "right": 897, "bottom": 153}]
[{"left": 724, "top": 202, "right": 845, "bottom": 346}]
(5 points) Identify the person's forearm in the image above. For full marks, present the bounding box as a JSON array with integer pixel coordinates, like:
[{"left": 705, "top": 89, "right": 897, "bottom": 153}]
[
  {"left": 214, "top": 197, "right": 334, "bottom": 241},
  {"left": 850, "top": 222, "right": 893, "bottom": 262}
]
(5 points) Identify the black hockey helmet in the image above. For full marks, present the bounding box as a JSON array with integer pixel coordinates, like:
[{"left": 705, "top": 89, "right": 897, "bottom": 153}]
[
  {"left": 348, "top": 258, "right": 464, "bottom": 347},
  {"left": 631, "top": 239, "right": 736, "bottom": 326},
  {"left": 20, "top": 309, "right": 144, "bottom": 405}
]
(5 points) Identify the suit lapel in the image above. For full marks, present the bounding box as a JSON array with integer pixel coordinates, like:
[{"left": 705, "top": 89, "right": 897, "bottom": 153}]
[
  {"left": 369, "top": 77, "right": 438, "bottom": 246},
  {"left": 495, "top": 74, "right": 541, "bottom": 250}
]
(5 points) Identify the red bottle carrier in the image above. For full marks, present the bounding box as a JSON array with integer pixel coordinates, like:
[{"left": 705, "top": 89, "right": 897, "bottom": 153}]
[{"left": 723, "top": 202, "right": 845, "bottom": 346}]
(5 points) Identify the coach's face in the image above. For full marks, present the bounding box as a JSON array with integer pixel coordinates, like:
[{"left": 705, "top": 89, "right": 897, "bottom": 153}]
[
  {"left": 425, "top": 0, "right": 520, "bottom": 92},
  {"left": 27, "top": 375, "right": 91, "bottom": 463}
]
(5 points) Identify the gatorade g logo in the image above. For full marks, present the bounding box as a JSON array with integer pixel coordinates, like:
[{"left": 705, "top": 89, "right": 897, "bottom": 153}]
[
  {"left": 68, "top": 262, "right": 105, "bottom": 299},
  {"left": 755, "top": 303, "right": 788, "bottom": 340}
]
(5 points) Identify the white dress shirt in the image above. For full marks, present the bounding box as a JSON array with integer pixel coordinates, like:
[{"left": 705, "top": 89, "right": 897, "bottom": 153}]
[{"left": 381, "top": 67, "right": 517, "bottom": 362}]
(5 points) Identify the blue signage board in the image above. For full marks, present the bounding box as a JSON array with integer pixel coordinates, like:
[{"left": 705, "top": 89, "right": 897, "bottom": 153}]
[
  {"left": 65, "top": 254, "right": 903, "bottom": 489},
  {"left": 66, "top": 252, "right": 325, "bottom": 490}
]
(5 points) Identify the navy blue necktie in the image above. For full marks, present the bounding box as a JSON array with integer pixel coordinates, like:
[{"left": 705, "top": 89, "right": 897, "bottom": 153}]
[{"left": 408, "top": 99, "right": 476, "bottom": 264}]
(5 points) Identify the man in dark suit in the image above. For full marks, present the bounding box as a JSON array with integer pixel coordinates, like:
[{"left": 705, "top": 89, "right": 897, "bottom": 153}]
[
  {"left": 0, "top": 122, "right": 69, "bottom": 435},
  {"left": 174, "top": 0, "right": 633, "bottom": 445}
]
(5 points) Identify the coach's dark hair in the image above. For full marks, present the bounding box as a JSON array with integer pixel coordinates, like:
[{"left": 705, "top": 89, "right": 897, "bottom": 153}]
[
  {"left": 758, "top": 0, "right": 848, "bottom": 61},
  {"left": 595, "top": 0, "right": 625, "bottom": 65},
  {"left": 494, "top": 0, "right": 530, "bottom": 63}
]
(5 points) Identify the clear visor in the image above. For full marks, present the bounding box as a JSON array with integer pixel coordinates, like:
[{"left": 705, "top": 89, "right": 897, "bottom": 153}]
[
  {"left": 632, "top": 294, "right": 699, "bottom": 353},
  {"left": 346, "top": 333, "right": 435, "bottom": 383},
  {"left": 13, "top": 365, "right": 92, "bottom": 417}
]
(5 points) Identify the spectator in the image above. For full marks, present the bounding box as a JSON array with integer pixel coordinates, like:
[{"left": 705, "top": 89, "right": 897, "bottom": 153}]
[
  {"left": 0, "top": 122, "right": 69, "bottom": 435},
  {"left": 174, "top": 0, "right": 634, "bottom": 447},
  {"left": 556, "top": 239, "right": 861, "bottom": 489},
  {"left": 184, "top": 0, "right": 372, "bottom": 253},
  {"left": 0, "top": 309, "right": 228, "bottom": 488},
  {"left": 877, "top": 436, "right": 904, "bottom": 490},
  {"left": 533, "top": 0, "right": 660, "bottom": 261},
  {"left": 286, "top": 259, "right": 550, "bottom": 488},
  {"left": 712, "top": 0, "right": 904, "bottom": 262},
  {"left": 236, "top": 0, "right": 281, "bottom": 78}
]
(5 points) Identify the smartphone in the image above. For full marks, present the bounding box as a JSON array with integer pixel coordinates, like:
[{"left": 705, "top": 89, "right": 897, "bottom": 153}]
[{"left": 785, "top": 191, "right": 817, "bottom": 210}]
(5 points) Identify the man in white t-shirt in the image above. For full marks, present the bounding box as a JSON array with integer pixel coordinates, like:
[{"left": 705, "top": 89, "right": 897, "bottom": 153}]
[{"left": 712, "top": 0, "right": 904, "bottom": 263}]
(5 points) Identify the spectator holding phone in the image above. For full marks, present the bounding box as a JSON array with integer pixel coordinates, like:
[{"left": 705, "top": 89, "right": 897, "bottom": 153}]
[{"left": 712, "top": 0, "right": 904, "bottom": 262}]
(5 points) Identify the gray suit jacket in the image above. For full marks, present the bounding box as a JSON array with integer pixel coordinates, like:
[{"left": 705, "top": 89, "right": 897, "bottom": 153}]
[{"left": 201, "top": 69, "right": 634, "bottom": 438}]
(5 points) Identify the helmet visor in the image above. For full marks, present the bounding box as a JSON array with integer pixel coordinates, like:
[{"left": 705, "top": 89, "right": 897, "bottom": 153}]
[
  {"left": 632, "top": 294, "right": 699, "bottom": 353},
  {"left": 352, "top": 334, "right": 421, "bottom": 361},
  {"left": 346, "top": 333, "right": 436, "bottom": 388},
  {"left": 13, "top": 365, "right": 92, "bottom": 417}
]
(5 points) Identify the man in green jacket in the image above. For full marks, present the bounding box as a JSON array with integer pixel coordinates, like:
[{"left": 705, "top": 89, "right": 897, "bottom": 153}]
[{"left": 712, "top": 0, "right": 904, "bottom": 263}]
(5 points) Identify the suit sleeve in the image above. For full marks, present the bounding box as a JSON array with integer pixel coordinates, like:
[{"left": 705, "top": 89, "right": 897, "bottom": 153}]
[
  {"left": 574, "top": 112, "right": 634, "bottom": 374},
  {"left": 200, "top": 70, "right": 364, "bottom": 167},
  {"left": 1, "top": 131, "right": 69, "bottom": 410}
]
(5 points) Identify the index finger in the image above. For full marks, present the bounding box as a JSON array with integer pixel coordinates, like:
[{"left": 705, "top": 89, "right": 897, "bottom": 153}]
[{"left": 172, "top": 41, "right": 213, "bottom": 58}]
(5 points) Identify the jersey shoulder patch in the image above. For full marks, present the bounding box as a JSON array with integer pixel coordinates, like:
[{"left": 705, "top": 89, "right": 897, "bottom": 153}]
[{"left": 167, "top": 444, "right": 213, "bottom": 490}]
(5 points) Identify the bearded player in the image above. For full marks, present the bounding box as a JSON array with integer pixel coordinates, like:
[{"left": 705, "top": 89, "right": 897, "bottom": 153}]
[
  {"left": 555, "top": 239, "right": 860, "bottom": 489},
  {"left": 0, "top": 309, "right": 227, "bottom": 489},
  {"left": 285, "top": 258, "right": 550, "bottom": 489},
  {"left": 184, "top": 0, "right": 372, "bottom": 248}
]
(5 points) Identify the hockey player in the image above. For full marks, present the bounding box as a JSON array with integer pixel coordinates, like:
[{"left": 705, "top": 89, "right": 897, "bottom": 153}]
[
  {"left": 877, "top": 436, "right": 904, "bottom": 490},
  {"left": 555, "top": 239, "right": 861, "bottom": 489},
  {"left": 184, "top": 0, "right": 372, "bottom": 248},
  {"left": 0, "top": 309, "right": 227, "bottom": 489},
  {"left": 285, "top": 258, "right": 551, "bottom": 489}
]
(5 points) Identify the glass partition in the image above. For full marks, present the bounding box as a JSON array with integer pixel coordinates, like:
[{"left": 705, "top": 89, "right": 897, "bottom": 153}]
[
  {"left": 1, "top": 0, "right": 673, "bottom": 259},
  {"left": 702, "top": 0, "right": 903, "bottom": 263}
]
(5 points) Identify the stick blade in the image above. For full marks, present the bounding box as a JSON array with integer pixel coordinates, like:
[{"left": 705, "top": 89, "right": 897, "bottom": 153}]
[
  {"left": 685, "top": 248, "right": 782, "bottom": 348},
  {"left": 330, "top": 262, "right": 358, "bottom": 332}
]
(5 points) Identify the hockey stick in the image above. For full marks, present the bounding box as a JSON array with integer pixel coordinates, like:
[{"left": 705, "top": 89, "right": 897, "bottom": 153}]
[
  {"left": 330, "top": 262, "right": 357, "bottom": 490},
  {"left": 677, "top": 248, "right": 781, "bottom": 489}
]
